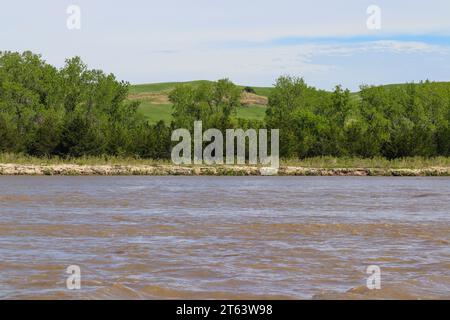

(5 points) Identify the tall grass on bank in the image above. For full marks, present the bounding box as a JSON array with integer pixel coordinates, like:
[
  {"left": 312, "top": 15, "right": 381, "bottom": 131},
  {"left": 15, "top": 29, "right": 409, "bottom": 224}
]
[
  {"left": 281, "top": 156, "right": 450, "bottom": 169},
  {"left": 1, "top": 153, "right": 450, "bottom": 169},
  {"left": 0, "top": 153, "right": 172, "bottom": 166}
]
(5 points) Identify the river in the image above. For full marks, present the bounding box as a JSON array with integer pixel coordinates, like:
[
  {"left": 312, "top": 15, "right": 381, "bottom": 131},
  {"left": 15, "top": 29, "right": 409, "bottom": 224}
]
[{"left": 0, "top": 176, "right": 449, "bottom": 299}]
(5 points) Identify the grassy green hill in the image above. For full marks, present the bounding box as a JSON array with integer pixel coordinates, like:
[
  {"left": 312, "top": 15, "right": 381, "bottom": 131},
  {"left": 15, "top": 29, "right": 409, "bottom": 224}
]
[
  {"left": 130, "top": 81, "right": 450, "bottom": 124},
  {"left": 130, "top": 80, "right": 274, "bottom": 96},
  {"left": 137, "top": 102, "right": 174, "bottom": 124},
  {"left": 130, "top": 81, "right": 273, "bottom": 124},
  {"left": 130, "top": 80, "right": 213, "bottom": 94}
]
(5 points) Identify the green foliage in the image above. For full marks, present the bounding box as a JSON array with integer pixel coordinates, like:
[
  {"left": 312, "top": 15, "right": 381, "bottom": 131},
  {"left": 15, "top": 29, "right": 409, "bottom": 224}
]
[
  {"left": 243, "top": 86, "right": 256, "bottom": 94},
  {"left": 0, "top": 51, "right": 170, "bottom": 159},
  {"left": 265, "top": 76, "right": 450, "bottom": 159},
  {"left": 265, "top": 76, "right": 335, "bottom": 157},
  {"left": 169, "top": 79, "right": 241, "bottom": 131},
  {"left": 137, "top": 102, "right": 265, "bottom": 125},
  {"left": 2, "top": 51, "right": 450, "bottom": 161}
]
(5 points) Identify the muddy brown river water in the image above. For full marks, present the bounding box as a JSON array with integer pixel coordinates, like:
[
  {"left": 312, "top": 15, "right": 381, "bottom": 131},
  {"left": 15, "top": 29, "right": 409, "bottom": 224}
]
[{"left": 0, "top": 176, "right": 449, "bottom": 299}]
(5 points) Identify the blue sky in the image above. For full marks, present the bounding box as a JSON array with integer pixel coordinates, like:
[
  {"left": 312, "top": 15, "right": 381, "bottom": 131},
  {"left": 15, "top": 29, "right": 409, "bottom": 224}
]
[{"left": 1, "top": 0, "right": 450, "bottom": 90}]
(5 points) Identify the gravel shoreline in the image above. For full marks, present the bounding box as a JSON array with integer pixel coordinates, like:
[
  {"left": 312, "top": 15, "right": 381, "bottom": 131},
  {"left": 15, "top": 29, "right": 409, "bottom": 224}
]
[{"left": 1, "top": 164, "right": 450, "bottom": 176}]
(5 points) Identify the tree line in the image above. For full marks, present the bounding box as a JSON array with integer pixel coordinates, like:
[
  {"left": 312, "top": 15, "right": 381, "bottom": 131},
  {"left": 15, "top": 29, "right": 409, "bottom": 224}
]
[
  {"left": 1, "top": 51, "right": 450, "bottom": 160},
  {"left": 0, "top": 51, "right": 171, "bottom": 159},
  {"left": 266, "top": 77, "right": 450, "bottom": 158}
]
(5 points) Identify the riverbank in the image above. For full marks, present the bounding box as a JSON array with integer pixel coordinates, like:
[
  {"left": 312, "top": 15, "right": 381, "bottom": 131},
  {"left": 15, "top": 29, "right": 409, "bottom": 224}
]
[
  {"left": 2, "top": 154, "right": 450, "bottom": 176},
  {"left": 1, "top": 163, "right": 450, "bottom": 176}
]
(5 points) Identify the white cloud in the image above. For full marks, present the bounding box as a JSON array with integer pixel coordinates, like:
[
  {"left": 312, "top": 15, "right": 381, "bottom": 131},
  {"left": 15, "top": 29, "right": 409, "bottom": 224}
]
[
  {"left": 1, "top": 0, "right": 450, "bottom": 89},
  {"left": 295, "top": 41, "right": 450, "bottom": 58}
]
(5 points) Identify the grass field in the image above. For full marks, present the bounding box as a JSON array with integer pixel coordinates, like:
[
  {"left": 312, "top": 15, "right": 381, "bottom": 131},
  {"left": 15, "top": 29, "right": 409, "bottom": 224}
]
[
  {"left": 131, "top": 81, "right": 271, "bottom": 124},
  {"left": 130, "top": 81, "right": 274, "bottom": 97},
  {"left": 130, "top": 81, "right": 213, "bottom": 94},
  {"left": 137, "top": 102, "right": 173, "bottom": 124},
  {"left": 138, "top": 101, "right": 266, "bottom": 124},
  {"left": 235, "top": 104, "right": 266, "bottom": 121}
]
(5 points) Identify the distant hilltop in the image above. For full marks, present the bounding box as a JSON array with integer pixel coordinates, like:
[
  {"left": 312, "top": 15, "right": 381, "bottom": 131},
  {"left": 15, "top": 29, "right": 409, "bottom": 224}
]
[
  {"left": 128, "top": 80, "right": 273, "bottom": 124},
  {"left": 128, "top": 80, "right": 450, "bottom": 124},
  {"left": 129, "top": 80, "right": 271, "bottom": 106}
]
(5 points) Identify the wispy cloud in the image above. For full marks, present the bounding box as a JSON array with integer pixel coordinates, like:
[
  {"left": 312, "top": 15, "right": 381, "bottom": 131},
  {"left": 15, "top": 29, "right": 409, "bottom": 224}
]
[{"left": 294, "top": 40, "right": 450, "bottom": 58}]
